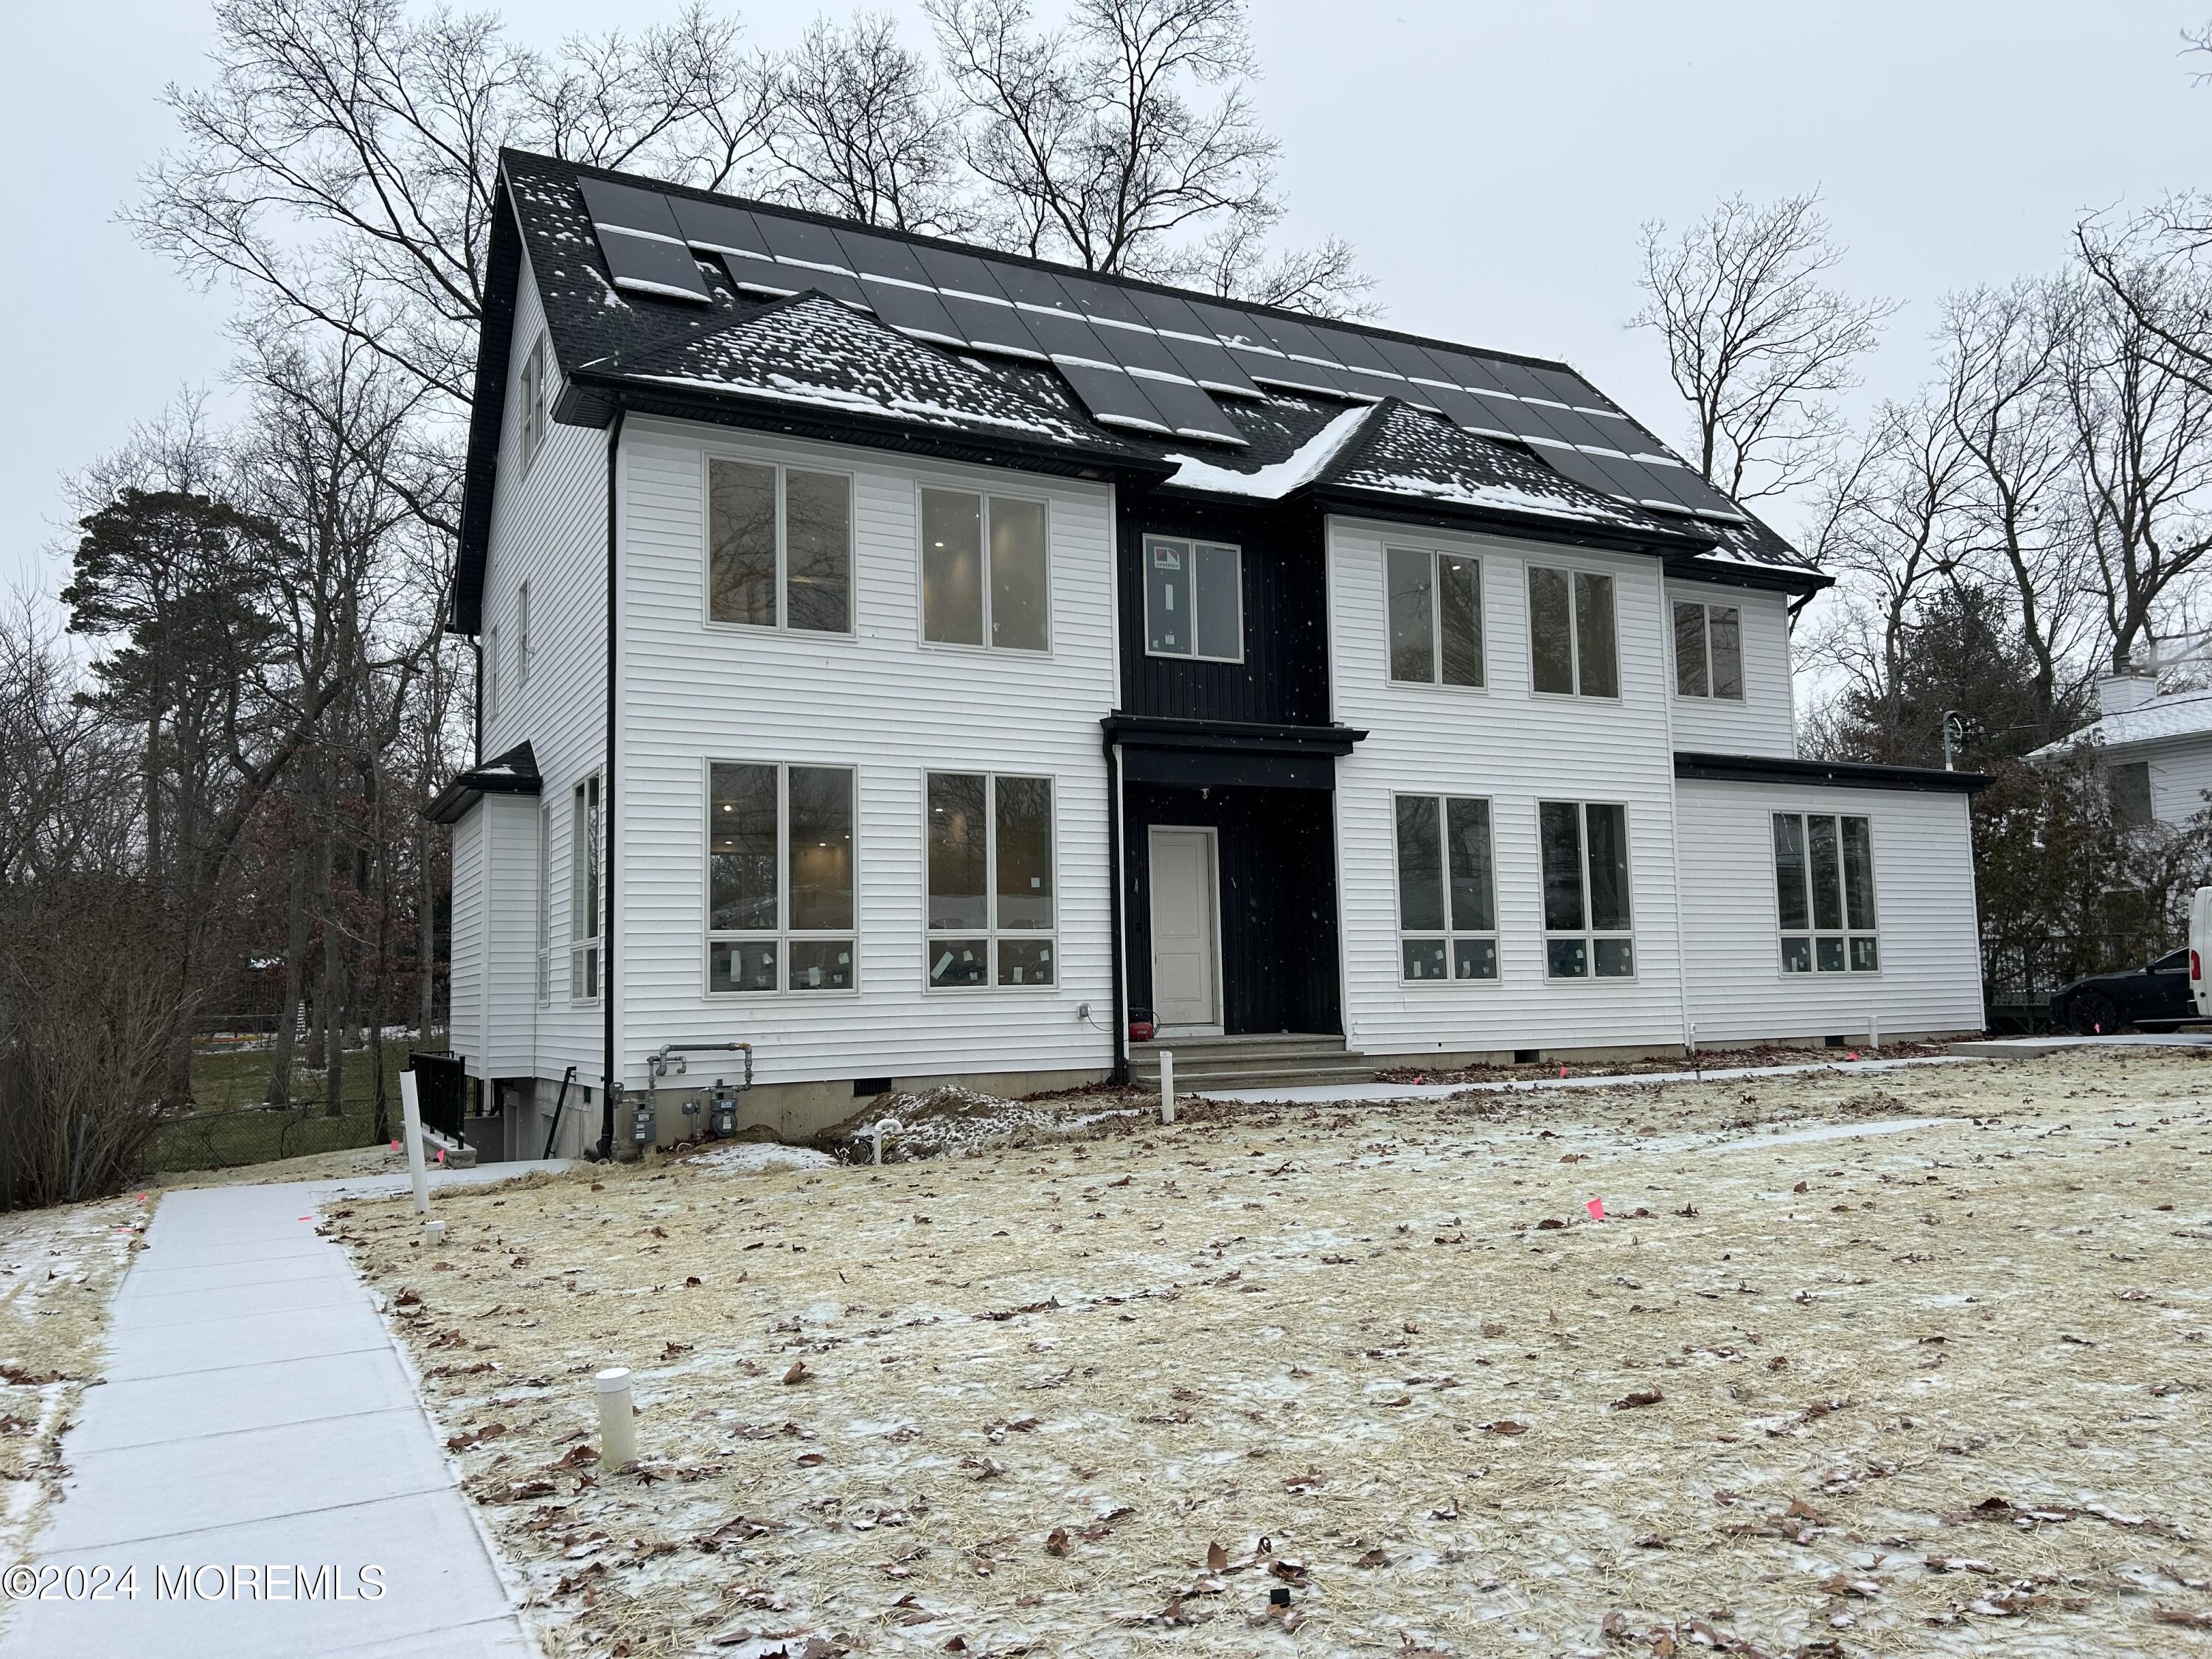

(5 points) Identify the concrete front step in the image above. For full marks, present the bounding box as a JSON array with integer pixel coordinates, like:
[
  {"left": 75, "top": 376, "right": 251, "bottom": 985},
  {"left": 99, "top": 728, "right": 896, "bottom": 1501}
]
[
  {"left": 1172, "top": 1066, "right": 1380, "bottom": 1092},
  {"left": 1127, "top": 1034, "right": 1372, "bottom": 1093}
]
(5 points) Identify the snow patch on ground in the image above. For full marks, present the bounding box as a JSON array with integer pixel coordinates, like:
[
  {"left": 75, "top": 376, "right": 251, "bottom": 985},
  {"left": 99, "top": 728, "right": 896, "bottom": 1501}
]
[{"left": 686, "top": 1143, "right": 835, "bottom": 1175}]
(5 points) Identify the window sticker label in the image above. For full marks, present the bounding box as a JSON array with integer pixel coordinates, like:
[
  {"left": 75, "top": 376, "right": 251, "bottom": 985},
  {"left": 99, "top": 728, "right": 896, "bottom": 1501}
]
[{"left": 1152, "top": 546, "right": 1182, "bottom": 569}]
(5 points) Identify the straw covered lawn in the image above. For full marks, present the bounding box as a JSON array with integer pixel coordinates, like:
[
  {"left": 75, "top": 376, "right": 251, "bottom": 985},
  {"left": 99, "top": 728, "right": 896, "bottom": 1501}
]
[{"left": 330, "top": 1048, "right": 2212, "bottom": 1658}]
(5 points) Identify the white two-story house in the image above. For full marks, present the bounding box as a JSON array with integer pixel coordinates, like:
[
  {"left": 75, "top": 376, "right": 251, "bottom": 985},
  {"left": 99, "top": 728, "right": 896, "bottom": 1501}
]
[{"left": 435, "top": 150, "right": 1986, "bottom": 1157}]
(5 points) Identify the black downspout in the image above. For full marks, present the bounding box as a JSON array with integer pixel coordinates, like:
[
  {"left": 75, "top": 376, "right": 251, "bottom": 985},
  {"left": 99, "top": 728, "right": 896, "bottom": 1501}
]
[
  {"left": 597, "top": 408, "right": 626, "bottom": 1160},
  {"left": 1104, "top": 735, "right": 1128, "bottom": 1086}
]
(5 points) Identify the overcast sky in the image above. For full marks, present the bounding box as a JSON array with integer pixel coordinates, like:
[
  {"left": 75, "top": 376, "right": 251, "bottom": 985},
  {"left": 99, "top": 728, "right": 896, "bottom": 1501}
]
[{"left": 4, "top": 0, "right": 2207, "bottom": 599}]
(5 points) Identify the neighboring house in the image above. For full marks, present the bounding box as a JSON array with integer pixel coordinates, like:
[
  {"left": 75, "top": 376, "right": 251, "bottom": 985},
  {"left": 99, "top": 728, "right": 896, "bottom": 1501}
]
[
  {"left": 436, "top": 149, "right": 1990, "bottom": 1158},
  {"left": 2030, "top": 669, "right": 2212, "bottom": 828}
]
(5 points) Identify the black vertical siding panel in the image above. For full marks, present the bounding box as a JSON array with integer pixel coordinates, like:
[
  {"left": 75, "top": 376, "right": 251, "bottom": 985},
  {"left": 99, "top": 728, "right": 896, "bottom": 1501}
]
[
  {"left": 1116, "top": 498, "right": 1329, "bottom": 725},
  {"left": 1122, "top": 784, "right": 1340, "bottom": 1034}
]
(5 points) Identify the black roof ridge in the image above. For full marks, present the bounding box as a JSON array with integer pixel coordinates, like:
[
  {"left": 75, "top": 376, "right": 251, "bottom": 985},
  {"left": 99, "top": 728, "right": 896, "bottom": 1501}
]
[
  {"left": 1302, "top": 394, "right": 1404, "bottom": 492},
  {"left": 499, "top": 147, "right": 1593, "bottom": 382}
]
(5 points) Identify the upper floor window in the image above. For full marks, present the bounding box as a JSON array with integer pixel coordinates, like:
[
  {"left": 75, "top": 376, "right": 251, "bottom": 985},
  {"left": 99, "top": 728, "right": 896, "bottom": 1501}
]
[
  {"left": 1388, "top": 546, "right": 1484, "bottom": 687},
  {"left": 571, "top": 774, "right": 602, "bottom": 1001},
  {"left": 1145, "top": 538, "right": 1242, "bottom": 661},
  {"left": 1540, "top": 800, "right": 1632, "bottom": 978},
  {"left": 518, "top": 334, "right": 548, "bottom": 475},
  {"left": 1774, "top": 813, "right": 1877, "bottom": 972},
  {"left": 709, "top": 459, "right": 852, "bottom": 633},
  {"left": 921, "top": 488, "right": 1048, "bottom": 651},
  {"left": 925, "top": 772, "right": 1056, "bottom": 988},
  {"left": 1529, "top": 566, "right": 1618, "bottom": 698},
  {"left": 485, "top": 625, "right": 501, "bottom": 722},
  {"left": 707, "top": 761, "right": 857, "bottom": 994},
  {"left": 2110, "top": 760, "right": 2154, "bottom": 827},
  {"left": 1674, "top": 600, "right": 1742, "bottom": 700},
  {"left": 515, "top": 580, "right": 532, "bottom": 690},
  {"left": 1394, "top": 794, "right": 1498, "bottom": 981}
]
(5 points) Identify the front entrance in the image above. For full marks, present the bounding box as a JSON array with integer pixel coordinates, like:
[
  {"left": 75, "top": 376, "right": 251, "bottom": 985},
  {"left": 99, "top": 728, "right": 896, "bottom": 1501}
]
[{"left": 1147, "top": 826, "right": 1221, "bottom": 1031}]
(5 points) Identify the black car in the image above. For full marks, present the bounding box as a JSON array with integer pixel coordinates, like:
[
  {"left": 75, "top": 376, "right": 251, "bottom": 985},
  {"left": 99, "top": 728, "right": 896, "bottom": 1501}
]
[{"left": 2050, "top": 948, "right": 2195, "bottom": 1034}]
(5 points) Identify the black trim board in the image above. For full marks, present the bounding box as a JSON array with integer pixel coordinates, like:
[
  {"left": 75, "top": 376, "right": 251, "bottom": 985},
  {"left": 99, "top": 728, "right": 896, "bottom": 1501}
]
[
  {"left": 425, "top": 741, "right": 540, "bottom": 824},
  {"left": 1310, "top": 485, "right": 1725, "bottom": 566},
  {"left": 1674, "top": 752, "right": 1992, "bottom": 794}
]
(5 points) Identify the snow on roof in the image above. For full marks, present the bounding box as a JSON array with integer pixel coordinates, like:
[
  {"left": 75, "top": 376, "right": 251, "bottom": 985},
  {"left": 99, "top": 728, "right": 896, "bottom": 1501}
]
[
  {"left": 1157, "top": 403, "right": 1374, "bottom": 498},
  {"left": 2032, "top": 687, "right": 2212, "bottom": 758}
]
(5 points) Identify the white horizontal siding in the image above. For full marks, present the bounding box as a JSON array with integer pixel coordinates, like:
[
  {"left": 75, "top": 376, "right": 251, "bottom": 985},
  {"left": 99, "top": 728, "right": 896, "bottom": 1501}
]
[
  {"left": 478, "top": 244, "right": 610, "bottom": 1084},
  {"left": 1329, "top": 518, "right": 1688, "bottom": 1057},
  {"left": 2131, "top": 737, "right": 2212, "bottom": 826},
  {"left": 1677, "top": 779, "right": 1982, "bottom": 1043},
  {"left": 613, "top": 417, "right": 1118, "bottom": 1091},
  {"left": 449, "top": 806, "right": 486, "bottom": 1076},
  {"left": 482, "top": 793, "right": 540, "bottom": 1074},
  {"left": 1663, "top": 580, "right": 1796, "bottom": 758}
]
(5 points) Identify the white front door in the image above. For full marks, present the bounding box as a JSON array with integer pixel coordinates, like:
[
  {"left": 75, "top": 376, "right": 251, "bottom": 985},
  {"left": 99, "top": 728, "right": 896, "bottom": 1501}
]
[{"left": 1149, "top": 827, "right": 1220, "bottom": 1030}]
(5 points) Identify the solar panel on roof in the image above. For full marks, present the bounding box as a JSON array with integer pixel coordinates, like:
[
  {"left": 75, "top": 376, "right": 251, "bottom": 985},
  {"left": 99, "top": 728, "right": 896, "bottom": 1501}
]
[
  {"left": 855, "top": 276, "right": 966, "bottom": 347},
  {"left": 1085, "top": 315, "right": 1199, "bottom": 383},
  {"left": 747, "top": 218, "right": 868, "bottom": 307},
  {"left": 599, "top": 228, "right": 712, "bottom": 301},
  {"left": 1196, "top": 305, "right": 1355, "bottom": 397},
  {"left": 1133, "top": 374, "right": 1249, "bottom": 445},
  {"left": 1052, "top": 360, "right": 1173, "bottom": 434},
  {"left": 1524, "top": 364, "right": 1625, "bottom": 417},
  {"left": 1309, "top": 326, "right": 1408, "bottom": 394},
  {"left": 1116, "top": 291, "right": 1265, "bottom": 397},
  {"left": 908, "top": 248, "right": 1047, "bottom": 359},
  {"left": 1524, "top": 441, "right": 1641, "bottom": 504},
  {"left": 668, "top": 196, "right": 769, "bottom": 257},
  {"left": 578, "top": 178, "right": 683, "bottom": 238},
  {"left": 715, "top": 249, "right": 799, "bottom": 296},
  {"left": 577, "top": 180, "right": 712, "bottom": 302}
]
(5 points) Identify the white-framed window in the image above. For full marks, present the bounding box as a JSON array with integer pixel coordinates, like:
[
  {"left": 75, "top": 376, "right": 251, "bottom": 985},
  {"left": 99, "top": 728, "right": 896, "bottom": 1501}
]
[
  {"left": 518, "top": 333, "right": 548, "bottom": 475},
  {"left": 571, "top": 774, "right": 602, "bottom": 1001},
  {"left": 706, "top": 761, "right": 857, "bottom": 994},
  {"left": 925, "top": 772, "right": 1056, "bottom": 988},
  {"left": 919, "top": 487, "right": 1049, "bottom": 651},
  {"left": 1774, "top": 813, "right": 1878, "bottom": 973},
  {"left": 535, "top": 802, "right": 552, "bottom": 1004},
  {"left": 1387, "top": 546, "right": 1484, "bottom": 687},
  {"left": 485, "top": 625, "right": 501, "bottom": 722},
  {"left": 706, "top": 457, "right": 854, "bottom": 633},
  {"left": 1394, "top": 793, "right": 1498, "bottom": 981},
  {"left": 1144, "top": 537, "right": 1242, "bottom": 661},
  {"left": 1673, "top": 599, "right": 1742, "bottom": 699},
  {"left": 515, "top": 580, "right": 532, "bottom": 689},
  {"left": 1528, "top": 565, "right": 1619, "bottom": 698},
  {"left": 1539, "top": 800, "right": 1632, "bottom": 978}
]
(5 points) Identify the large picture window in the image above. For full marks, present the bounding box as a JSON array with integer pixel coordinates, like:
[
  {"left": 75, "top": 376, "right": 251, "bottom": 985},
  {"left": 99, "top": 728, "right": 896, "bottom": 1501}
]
[
  {"left": 1774, "top": 813, "right": 1877, "bottom": 972},
  {"left": 708, "top": 458, "right": 853, "bottom": 633},
  {"left": 926, "top": 773, "right": 1056, "bottom": 987},
  {"left": 1539, "top": 801, "right": 1632, "bottom": 978},
  {"left": 571, "top": 775, "right": 601, "bottom": 1001},
  {"left": 517, "top": 334, "right": 547, "bottom": 475},
  {"left": 707, "top": 762, "right": 857, "bottom": 993},
  {"left": 1394, "top": 795, "right": 1498, "bottom": 981},
  {"left": 1144, "top": 538, "right": 1242, "bottom": 661},
  {"left": 1386, "top": 547, "right": 1484, "bottom": 687},
  {"left": 921, "top": 488, "right": 1048, "bottom": 651},
  {"left": 1528, "top": 566, "right": 1619, "bottom": 698},
  {"left": 1673, "top": 600, "right": 1742, "bottom": 699}
]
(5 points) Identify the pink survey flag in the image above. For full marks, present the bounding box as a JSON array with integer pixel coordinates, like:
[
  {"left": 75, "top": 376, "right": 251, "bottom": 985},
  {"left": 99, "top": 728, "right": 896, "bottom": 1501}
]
[{"left": 1585, "top": 1197, "right": 1606, "bottom": 1220}]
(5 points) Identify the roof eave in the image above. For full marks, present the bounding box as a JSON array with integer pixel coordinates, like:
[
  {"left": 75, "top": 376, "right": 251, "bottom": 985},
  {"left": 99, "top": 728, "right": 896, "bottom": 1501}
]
[{"left": 1308, "top": 481, "right": 1719, "bottom": 560}]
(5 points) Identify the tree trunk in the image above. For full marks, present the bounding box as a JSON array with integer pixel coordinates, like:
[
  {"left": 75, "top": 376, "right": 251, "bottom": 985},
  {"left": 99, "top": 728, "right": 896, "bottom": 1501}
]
[
  {"left": 264, "top": 834, "right": 310, "bottom": 1105},
  {"left": 417, "top": 820, "right": 437, "bottom": 1044}
]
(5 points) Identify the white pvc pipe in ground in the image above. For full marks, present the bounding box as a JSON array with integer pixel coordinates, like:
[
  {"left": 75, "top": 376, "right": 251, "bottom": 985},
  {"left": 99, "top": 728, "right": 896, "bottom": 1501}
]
[
  {"left": 869, "top": 1118, "right": 903, "bottom": 1166},
  {"left": 399, "top": 1070, "right": 431, "bottom": 1217},
  {"left": 1869, "top": 1012, "right": 1880, "bottom": 1051},
  {"left": 1159, "top": 1049, "right": 1175, "bottom": 1124},
  {"left": 596, "top": 1366, "right": 638, "bottom": 1468}
]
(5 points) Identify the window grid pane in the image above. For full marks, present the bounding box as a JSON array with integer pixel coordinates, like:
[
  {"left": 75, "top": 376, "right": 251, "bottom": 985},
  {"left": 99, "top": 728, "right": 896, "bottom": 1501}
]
[
  {"left": 1674, "top": 601, "right": 1708, "bottom": 697},
  {"left": 927, "top": 773, "right": 1057, "bottom": 991},
  {"left": 1437, "top": 554, "right": 1484, "bottom": 686},
  {"left": 709, "top": 762, "right": 858, "bottom": 995},
  {"left": 995, "top": 777, "right": 1054, "bottom": 931},
  {"left": 922, "top": 488, "right": 984, "bottom": 644},
  {"left": 709, "top": 459, "right": 778, "bottom": 626},
  {"left": 1809, "top": 815, "right": 1843, "bottom": 931},
  {"left": 787, "top": 767, "right": 855, "bottom": 931},
  {"left": 1387, "top": 547, "right": 1435, "bottom": 683},
  {"left": 1543, "top": 799, "right": 1633, "bottom": 980},
  {"left": 1539, "top": 801, "right": 1585, "bottom": 932},
  {"left": 1708, "top": 606, "right": 1743, "bottom": 698},
  {"left": 988, "top": 496, "right": 1048, "bottom": 650},
  {"left": 1193, "top": 543, "right": 1242, "bottom": 661},
  {"left": 1529, "top": 567, "right": 1574, "bottom": 694},
  {"left": 1446, "top": 797, "right": 1495, "bottom": 931},
  {"left": 1145, "top": 538, "right": 1189, "bottom": 654},
  {"left": 785, "top": 470, "right": 852, "bottom": 633},
  {"left": 1395, "top": 796, "right": 1444, "bottom": 931},
  {"left": 926, "top": 773, "right": 988, "bottom": 931},
  {"left": 1574, "top": 571, "right": 1618, "bottom": 698},
  {"left": 1773, "top": 814, "right": 1809, "bottom": 931},
  {"left": 1840, "top": 816, "right": 1876, "bottom": 930},
  {"left": 709, "top": 762, "right": 778, "bottom": 931},
  {"left": 1397, "top": 794, "right": 1498, "bottom": 982}
]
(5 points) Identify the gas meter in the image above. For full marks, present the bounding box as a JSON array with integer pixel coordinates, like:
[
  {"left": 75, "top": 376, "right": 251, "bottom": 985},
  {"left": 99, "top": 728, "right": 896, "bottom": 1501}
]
[
  {"left": 630, "top": 1097, "right": 657, "bottom": 1149},
  {"left": 709, "top": 1082, "right": 738, "bottom": 1140}
]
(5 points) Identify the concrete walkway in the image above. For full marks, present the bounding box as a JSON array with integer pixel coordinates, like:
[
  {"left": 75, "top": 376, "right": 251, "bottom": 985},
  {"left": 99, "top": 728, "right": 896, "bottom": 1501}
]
[
  {"left": 4, "top": 1164, "right": 563, "bottom": 1659},
  {"left": 1195, "top": 1052, "right": 1978, "bottom": 1106}
]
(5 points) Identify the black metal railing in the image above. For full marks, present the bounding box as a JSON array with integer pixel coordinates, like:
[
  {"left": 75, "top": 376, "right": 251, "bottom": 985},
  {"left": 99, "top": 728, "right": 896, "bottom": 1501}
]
[{"left": 407, "top": 1051, "right": 469, "bottom": 1140}]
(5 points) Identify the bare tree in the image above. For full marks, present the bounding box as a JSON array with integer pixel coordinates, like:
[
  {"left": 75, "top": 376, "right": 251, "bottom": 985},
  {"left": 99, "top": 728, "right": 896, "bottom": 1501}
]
[
  {"left": 1632, "top": 193, "right": 1899, "bottom": 503},
  {"left": 926, "top": 0, "right": 1370, "bottom": 313},
  {"left": 765, "top": 12, "right": 969, "bottom": 234},
  {"left": 2059, "top": 261, "right": 2212, "bottom": 673},
  {"left": 131, "top": 0, "right": 779, "bottom": 412}
]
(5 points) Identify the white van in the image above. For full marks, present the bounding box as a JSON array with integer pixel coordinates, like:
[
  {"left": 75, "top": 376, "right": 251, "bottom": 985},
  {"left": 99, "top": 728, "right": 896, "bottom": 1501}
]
[{"left": 2194, "top": 886, "right": 2212, "bottom": 1018}]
